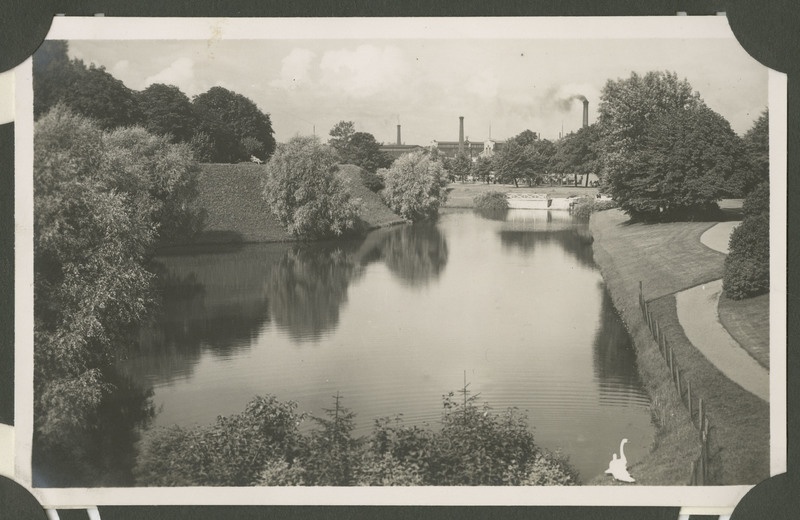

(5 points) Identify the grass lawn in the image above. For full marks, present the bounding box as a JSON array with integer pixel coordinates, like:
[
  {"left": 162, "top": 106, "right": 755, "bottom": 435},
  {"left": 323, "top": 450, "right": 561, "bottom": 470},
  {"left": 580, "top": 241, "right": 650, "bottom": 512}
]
[
  {"left": 589, "top": 208, "right": 769, "bottom": 485},
  {"left": 444, "top": 182, "right": 599, "bottom": 208},
  {"left": 648, "top": 295, "right": 769, "bottom": 484},
  {"left": 718, "top": 293, "right": 770, "bottom": 369},
  {"left": 590, "top": 210, "right": 726, "bottom": 301}
]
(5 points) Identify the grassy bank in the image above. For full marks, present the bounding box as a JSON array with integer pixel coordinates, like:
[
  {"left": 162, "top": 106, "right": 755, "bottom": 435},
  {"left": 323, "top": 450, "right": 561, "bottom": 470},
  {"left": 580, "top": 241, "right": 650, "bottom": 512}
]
[
  {"left": 718, "top": 293, "right": 770, "bottom": 369},
  {"left": 170, "top": 163, "right": 403, "bottom": 246},
  {"left": 444, "top": 183, "right": 599, "bottom": 208},
  {"left": 589, "top": 209, "right": 769, "bottom": 485}
]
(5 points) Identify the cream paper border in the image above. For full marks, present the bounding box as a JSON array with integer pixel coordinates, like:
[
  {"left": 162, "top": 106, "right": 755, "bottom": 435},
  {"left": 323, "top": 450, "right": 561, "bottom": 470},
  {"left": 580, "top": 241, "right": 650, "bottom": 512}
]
[{"left": 11, "top": 15, "right": 787, "bottom": 509}]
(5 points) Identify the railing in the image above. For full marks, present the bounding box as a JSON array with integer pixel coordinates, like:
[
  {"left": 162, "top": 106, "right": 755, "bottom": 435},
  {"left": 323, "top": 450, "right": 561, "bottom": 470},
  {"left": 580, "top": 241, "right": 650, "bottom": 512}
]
[{"left": 638, "top": 281, "right": 711, "bottom": 485}]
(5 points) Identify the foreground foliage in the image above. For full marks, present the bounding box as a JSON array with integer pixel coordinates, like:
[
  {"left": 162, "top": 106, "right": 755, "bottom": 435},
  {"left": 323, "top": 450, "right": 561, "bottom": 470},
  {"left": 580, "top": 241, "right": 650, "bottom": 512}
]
[
  {"left": 136, "top": 391, "right": 578, "bottom": 486},
  {"left": 263, "top": 135, "right": 361, "bottom": 239},
  {"left": 34, "top": 106, "right": 199, "bottom": 482}
]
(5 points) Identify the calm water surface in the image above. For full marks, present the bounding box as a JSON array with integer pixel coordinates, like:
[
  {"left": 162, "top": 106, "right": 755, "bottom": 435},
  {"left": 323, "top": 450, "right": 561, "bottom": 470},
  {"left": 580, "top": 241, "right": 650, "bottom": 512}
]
[{"left": 120, "top": 209, "right": 654, "bottom": 482}]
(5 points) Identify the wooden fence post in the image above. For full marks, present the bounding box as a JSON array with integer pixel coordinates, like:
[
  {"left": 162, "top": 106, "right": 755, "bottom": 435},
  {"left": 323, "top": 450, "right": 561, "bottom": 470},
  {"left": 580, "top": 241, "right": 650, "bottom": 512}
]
[
  {"left": 698, "top": 398, "right": 705, "bottom": 435},
  {"left": 652, "top": 319, "right": 657, "bottom": 341},
  {"left": 677, "top": 369, "right": 683, "bottom": 398},
  {"left": 687, "top": 380, "right": 693, "bottom": 418}
]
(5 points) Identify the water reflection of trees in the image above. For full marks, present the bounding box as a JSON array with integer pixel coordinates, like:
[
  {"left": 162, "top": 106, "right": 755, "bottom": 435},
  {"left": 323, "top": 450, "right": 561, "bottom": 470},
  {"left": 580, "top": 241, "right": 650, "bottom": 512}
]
[
  {"left": 367, "top": 224, "right": 449, "bottom": 288},
  {"left": 592, "top": 286, "right": 649, "bottom": 406},
  {"left": 265, "top": 244, "right": 362, "bottom": 342},
  {"left": 32, "top": 367, "right": 155, "bottom": 487},
  {"left": 127, "top": 250, "right": 277, "bottom": 384},
  {"left": 499, "top": 227, "right": 595, "bottom": 268}
]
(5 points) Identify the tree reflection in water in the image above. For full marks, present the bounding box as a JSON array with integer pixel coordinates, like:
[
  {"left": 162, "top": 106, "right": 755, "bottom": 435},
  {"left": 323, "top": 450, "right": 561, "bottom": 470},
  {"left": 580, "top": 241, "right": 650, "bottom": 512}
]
[
  {"left": 266, "top": 244, "right": 362, "bottom": 342},
  {"left": 32, "top": 367, "right": 155, "bottom": 487},
  {"left": 373, "top": 224, "right": 449, "bottom": 288},
  {"left": 499, "top": 227, "right": 595, "bottom": 269},
  {"left": 592, "top": 285, "right": 648, "bottom": 402}
]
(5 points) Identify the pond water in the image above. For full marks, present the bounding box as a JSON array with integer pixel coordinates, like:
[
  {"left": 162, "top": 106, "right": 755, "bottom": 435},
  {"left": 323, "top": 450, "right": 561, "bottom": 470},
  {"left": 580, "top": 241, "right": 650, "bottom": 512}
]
[{"left": 119, "top": 208, "right": 654, "bottom": 483}]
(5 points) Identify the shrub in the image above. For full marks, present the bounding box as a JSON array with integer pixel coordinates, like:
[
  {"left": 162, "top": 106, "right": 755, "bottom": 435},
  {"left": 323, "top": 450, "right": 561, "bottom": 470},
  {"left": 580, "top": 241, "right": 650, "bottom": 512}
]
[
  {"left": 134, "top": 389, "right": 578, "bottom": 486},
  {"left": 742, "top": 182, "right": 769, "bottom": 217},
  {"left": 571, "top": 197, "right": 595, "bottom": 220},
  {"left": 381, "top": 151, "right": 448, "bottom": 221},
  {"left": 473, "top": 191, "right": 508, "bottom": 211},
  {"left": 263, "top": 135, "right": 361, "bottom": 239},
  {"left": 723, "top": 212, "right": 769, "bottom": 299},
  {"left": 360, "top": 167, "right": 385, "bottom": 192}
]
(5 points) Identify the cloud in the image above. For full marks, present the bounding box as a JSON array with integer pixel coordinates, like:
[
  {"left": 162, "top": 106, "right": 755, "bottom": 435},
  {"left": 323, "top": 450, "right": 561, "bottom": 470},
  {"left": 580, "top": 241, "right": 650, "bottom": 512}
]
[
  {"left": 319, "top": 44, "right": 409, "bottom": 98},
  {"left": 269, "top": 48, "right": 316, "bottom": 90},
  {"left": 143, "top": 57, "right": 196, "bottom": 93},
  {"left": 110, "top": 60, "right": 130, "bottom": 78}
]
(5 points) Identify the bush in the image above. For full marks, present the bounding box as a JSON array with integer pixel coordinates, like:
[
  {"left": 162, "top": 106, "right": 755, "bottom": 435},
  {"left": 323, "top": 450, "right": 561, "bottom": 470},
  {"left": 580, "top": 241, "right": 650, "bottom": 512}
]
[
  {"left": 263, "top": 135, "right": 361, "bottom": 239},
  {"left": 742, "top": 182, "right": 769, "bottom": 217},
  {"left": 723, "top": 212, "right": 769, "bottom": 299},
  {"left": 360, "top": 167, "right": 385, "bottom": 192},
  {"left": 381, "top": 151, "right": 448, "bottom": 221},
  {"left": 571, "top": 197, "right": 595, "bottom": 220},
  {"left": 473, "top": 191, "right": 508, "bottom": 211},
  {"left": 135, "top": 389, "right": 578, "bottom": 486}
]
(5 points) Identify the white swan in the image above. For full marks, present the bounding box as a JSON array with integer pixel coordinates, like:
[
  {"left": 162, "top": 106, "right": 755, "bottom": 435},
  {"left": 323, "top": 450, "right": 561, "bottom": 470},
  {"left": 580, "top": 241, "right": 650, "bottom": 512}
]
[{"left": 604, "top": 438, "right": 635, "bottom": 483}]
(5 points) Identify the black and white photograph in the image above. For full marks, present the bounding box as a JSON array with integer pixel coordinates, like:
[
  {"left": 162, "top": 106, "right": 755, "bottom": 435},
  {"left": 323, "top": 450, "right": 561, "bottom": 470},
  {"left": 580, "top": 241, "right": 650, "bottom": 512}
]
[{"left": 9, "top": 15, "right": 786, "bottom": 508}]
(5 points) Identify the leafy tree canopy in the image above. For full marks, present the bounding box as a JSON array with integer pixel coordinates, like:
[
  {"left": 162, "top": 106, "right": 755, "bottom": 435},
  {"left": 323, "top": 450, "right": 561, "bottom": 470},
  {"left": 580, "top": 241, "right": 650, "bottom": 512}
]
[
  {"left": 738, "top": 109, "right": 769, "bottom": 195},
  {"left": 598, "top": 71, "right": 739, "bottom": 219},
  {"left": 381, "top": 151, "right": 448, "bottom": 221},
  {"left": 552, "top": 124, "right": 601, "bottom": 180},
  {"left": 33, "top": 40, "right": 141, "bottom": 129},
  {"left": 192, "top": 86, "right": 276, "bottom": 163},
  {"left": 136, "top": 83, "right": 197, "bottom": 143},
  {"left": 263, "top": 135, "right": 361, "bottom": 239},
  {"left": 345, "top": 131, "right": 394, "bottom": 173},
  {"left": 328, "top": 120, "right": 356, "bottom": 155}
]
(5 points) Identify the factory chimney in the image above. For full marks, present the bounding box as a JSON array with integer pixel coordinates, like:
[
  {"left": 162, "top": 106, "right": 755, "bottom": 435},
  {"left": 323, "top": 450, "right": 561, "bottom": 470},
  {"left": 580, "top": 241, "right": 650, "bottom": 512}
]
[
  {"left": 582, "top": 99, "right": 589, "bottom": 128},
  {"left": 397, "top": 125, "right": 401, "bottom": 145},
  {"left": 459, "top": 116, "right": 464, "bottom": 152}
]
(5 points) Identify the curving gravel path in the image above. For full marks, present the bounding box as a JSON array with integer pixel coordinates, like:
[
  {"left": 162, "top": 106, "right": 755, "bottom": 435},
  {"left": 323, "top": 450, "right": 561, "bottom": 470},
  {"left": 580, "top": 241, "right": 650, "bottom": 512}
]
[
  {"left": 699, "top": 221, "right": 739, "bottom": 254},
  {"left": 675, "top": 220, "right": 769, "bottom": 402}
]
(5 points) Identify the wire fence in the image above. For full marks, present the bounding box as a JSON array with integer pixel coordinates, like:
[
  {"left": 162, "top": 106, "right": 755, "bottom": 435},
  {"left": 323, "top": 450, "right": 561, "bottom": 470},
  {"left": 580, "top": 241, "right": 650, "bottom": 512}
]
[{"left": 638, "top": 281, "right": 711, "bottom": 486}]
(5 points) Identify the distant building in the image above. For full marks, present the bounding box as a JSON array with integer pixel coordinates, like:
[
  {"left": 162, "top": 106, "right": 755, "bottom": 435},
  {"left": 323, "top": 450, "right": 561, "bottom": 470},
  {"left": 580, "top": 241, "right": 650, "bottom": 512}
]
[
  {"left": 430, "top": 139, "right": 488, "bottom": 160},
  {"left": 379, "top": 143, "right": 425, "bottom": 159}
]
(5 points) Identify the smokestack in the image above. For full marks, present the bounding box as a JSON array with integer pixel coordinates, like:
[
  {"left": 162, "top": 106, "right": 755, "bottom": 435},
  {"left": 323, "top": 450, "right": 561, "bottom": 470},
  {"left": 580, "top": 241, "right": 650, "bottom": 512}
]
[
  {"left": 397, "top": 125, "right": 401, "bottom": 145},
  {"left": 582, "top": 99, "right": 589, "bottom": 128},
  {"left": 459, "top": 116, "right": 464, "bottom": 152}
]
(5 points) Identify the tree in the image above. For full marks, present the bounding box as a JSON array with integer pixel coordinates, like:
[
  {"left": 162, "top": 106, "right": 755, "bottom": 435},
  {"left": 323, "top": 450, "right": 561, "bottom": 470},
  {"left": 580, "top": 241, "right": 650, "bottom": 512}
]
[
  {"left": 553, "top": 125, "right": 600, "bottom": 186},
  {"left": 737, "top": 109, "right": 769, "bottom": 196},
  {"left": 263, "top": 135, "right": 361, "bottom": 239},
  {"left": 512, "top": 129, "right": 539, "bottom": 147},
  {"left": 598, "top": 71, "right": 737, "bottom": 219},
  {"left": 33, "top": 40, "right": 141, "bottom": 129},
  {"left": 471, "top": 155, "right": 494, "bottom": 183},
  {"left": 346, "top": 131, "right": 394, "bottom": 173},
  {"left": 448, "top": 151, "right": 473, "bottom": 182},
  {"left": 136, "top": 83, "right": 197, "bottom": 143},
  {"left": 380, "top": 151, "right": 448, "bottom": 221},
  {"left": 328, "top": 120, "right": 356, "bottom": 157},
  {"left": 33, "top": 105, "right": 200, "bottom": 478},
  {"left": 192, "top": 86, "right": 276, "bottom": 162}
]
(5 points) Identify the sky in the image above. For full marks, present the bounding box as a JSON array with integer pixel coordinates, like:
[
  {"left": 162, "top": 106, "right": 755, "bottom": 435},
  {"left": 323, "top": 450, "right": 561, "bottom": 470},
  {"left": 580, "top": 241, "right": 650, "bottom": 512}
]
[{"left": 67, "top": 36, "right": 768, "bottom": 145}]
